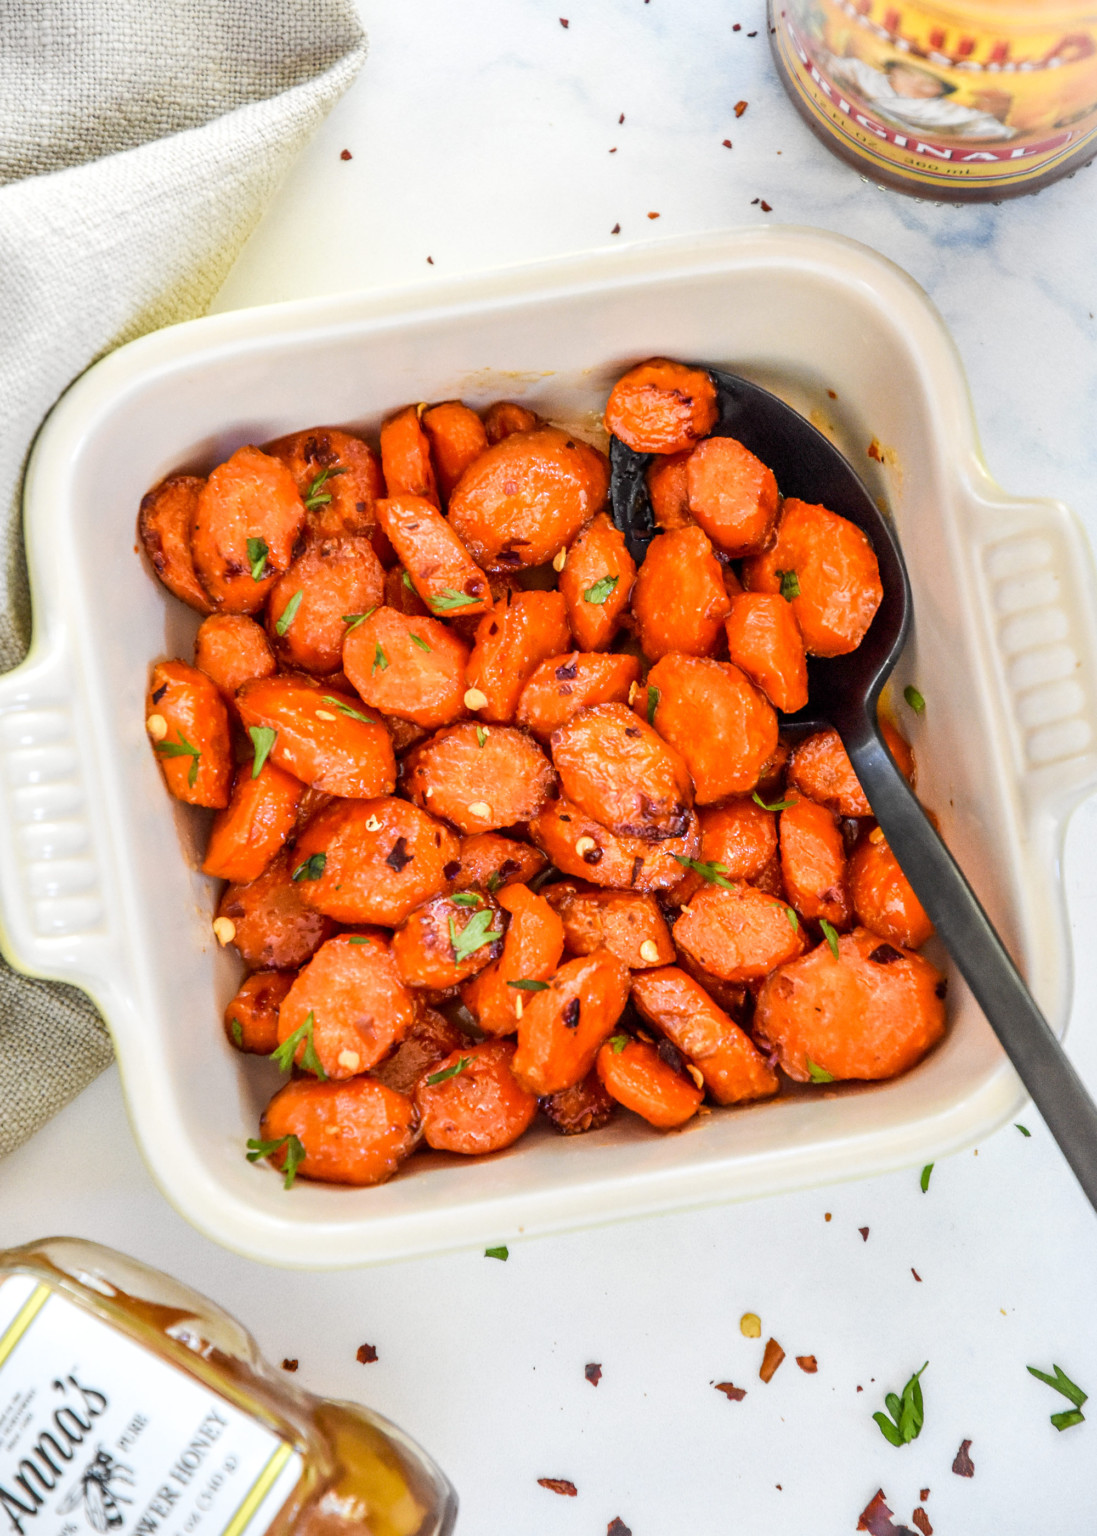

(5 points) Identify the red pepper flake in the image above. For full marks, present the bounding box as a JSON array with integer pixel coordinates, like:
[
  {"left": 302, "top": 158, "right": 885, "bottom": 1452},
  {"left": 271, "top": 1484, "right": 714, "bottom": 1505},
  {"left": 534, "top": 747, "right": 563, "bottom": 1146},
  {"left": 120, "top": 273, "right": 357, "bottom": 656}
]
[
  {"left": 735, "top": 100, "right": 748, "bottom": 117},
  {"left": 339, "top": 149, "right": 352, "bottom": 161},
  {"left": 611, "top": 223, "right": 621, "bottom": 234},
  {"left": 733, "top": 22, "right": 741, "bottom": 29},
  {"left": 857, "top": 1489, "right": 917, "bottom": 1535},
  {"left": 722, "top": 138, "right": 733, "bottom": 147},
  {"left": 859, "top": 1226, "right": 870, "bottom": 1241},
  {"left": 856, "top": 1384, "right": 863, "bottom": 1391},
  {"left": 796, "top": 1355, "right": 818, "bottom": 1373},
  {"left": 825, "top": 1212, "right": 832, "bottom": 1221},
  {"left": 609, "top": 147, "right": 617, "bottom": 153},
  {"left": 281, "top": 1358, "right": 298, "bottom": 1372},
  {"left": 426, "top": 256, "right": 434, "bottom": 265},
  {"left": 912, "top": 1267, "right": 922, "bottom": 1282},
  {"left": 827, "top": 388, "right": 838, "bottom": 398},
  {"left": 760, "top": 1338, "right": 785, "bottom": 1383},
  {"left": 647, "top": 211, "right": 660, "bottom": 219},
  {"left": 608, "top": 1522, "right": 632, "bottom": 1536},
  {"left": 748, "top": 29, "right": 758, "bottom": 36},
  {"left": 619, "top": 112, "right": 625, "bottom": 123},
  {"left": 952, "top": 1439, "right": 975, "bottom": 1478},
  {"left": 585, "top": 1362, "right": 602, "bottom": 1386},
  {"left": 538, "top": 1478, "right": 577, "bottom": 1497},
  {"left": 760, "top": 200, "right": 772, "bottom": 212},
  {"left": 559, "top": 17, "right": 569, "bottom": 26},
  {"left": 912, "top": 1510, "right": 933, "bottom": 1536},
  {"left": 714, "top": 1380, "right": 747, "bottom": 1401},
  {"left": 920, "top": 1490, "right": 930, "bottom": 1502},
  {"left": 356, "top": 1343, "right": 378, "bottom": 1364}
]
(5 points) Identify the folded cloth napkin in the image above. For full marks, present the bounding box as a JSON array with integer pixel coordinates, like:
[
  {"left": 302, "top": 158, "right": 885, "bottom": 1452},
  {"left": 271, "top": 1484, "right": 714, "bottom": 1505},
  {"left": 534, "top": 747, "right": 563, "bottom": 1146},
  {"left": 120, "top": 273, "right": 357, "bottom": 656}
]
[{"left": 0, "top": 0, "right": 367, "bottom": 1158}]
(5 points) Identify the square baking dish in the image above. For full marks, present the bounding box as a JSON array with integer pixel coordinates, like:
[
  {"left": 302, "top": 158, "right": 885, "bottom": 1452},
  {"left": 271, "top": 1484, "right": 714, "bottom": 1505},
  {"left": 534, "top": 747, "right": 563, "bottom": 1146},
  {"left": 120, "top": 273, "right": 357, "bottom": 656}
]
[{"left": 5, "top": 228, "right": 1097, "bottom": 1268}]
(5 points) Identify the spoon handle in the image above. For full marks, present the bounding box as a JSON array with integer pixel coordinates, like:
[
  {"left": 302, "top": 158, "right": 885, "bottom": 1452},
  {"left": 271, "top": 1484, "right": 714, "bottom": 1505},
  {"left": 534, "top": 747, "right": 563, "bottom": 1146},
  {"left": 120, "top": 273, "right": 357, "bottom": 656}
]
[{"left": 845, "top": 725, "right": 1097, "bottom": 1212}]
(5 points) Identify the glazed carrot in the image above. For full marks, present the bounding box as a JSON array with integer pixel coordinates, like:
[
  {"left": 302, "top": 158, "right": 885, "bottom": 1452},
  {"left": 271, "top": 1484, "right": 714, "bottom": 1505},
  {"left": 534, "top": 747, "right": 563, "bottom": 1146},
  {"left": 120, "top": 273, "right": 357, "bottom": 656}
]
[
  {"left": 630, "top": 966, "right": 779, "bottom": 1105},
  {"left": 421, "top": 400, "right": 490, "bottom": 499},
  {"left": 724, "top": 592, "right": 809, "bottom": 715},
  {"left": 190, "top": 445, "right": 306, "bottom": 613},
  {"left": 236, "top": 674, "right": 396, "bottom": 799},
  {"left": 202, "top": 761, "right": 303, "bottom": 882},
  {"left": 629, "top": 525, "right": 732, "bottom": 660},
  {"left": 644, "top": 654, "right": 778, "bottom": 804},
  {"left": 483, "top": 400, "right": 541, "bottom": 443},
  {"left": 755, "top": 737, "right": 792, "bottom": 801},
  {"left": 595, "top": 1037, "right": 703, "bottom": 1129},
  {"left": 511, "top": 949, "right": 631, "bottom": 1095},
  {"left": 374, "top": 494, "right": 491, "bottom": 617},
  {"left": 741, "top": 497, "right": 883, "bottom": 657},
  {"left": 415, "top": 1039, "right": 538, "bottom": 1154},
  {"left": 753, "top": 926, "right": 946, "bottom": 1081},
  {"left": 289, "top": 796, "right": 460, "bottom": 925},
  {"left": 259, "top": 1076, "right": 418, "bottom": 1187},
  {"left": 447, "top": 427, "right": 609, "bottom": 571},
  {"left": 669, "top": 797, "right": 779, "bottom": 906},
  {"left": 516, "top": 651, "right": 641, "bottom": 743},
  {"left": 604, "top": 358, "right": 718, "bottom": 455},
  {"left": 194, "top": 614, "right": 276, "bottom": 705},
  {"left": 371, "top": 1007, "right": 469, "bottom": 1096},
  {"left": 848, "top": 827, "right": 934, "bottom": 950},
  {"left": 530, "top": 793, "right": 700, "bottom": 892},
  {"left": 384, "top": 564, "right": 431, "bottom": 616},
  {"left": 379, "top": 404, "right": 440, "bottom": 507},
  {"left": 137, "top": 475, "right": 213, "bottom": 613},
  {"left": 276, "top": 932, "right": 417, "bottom": 1079},
  {"left": 551, "top": 702, "right": 693, "bottom": 841},
  {"left": 404, "top": 722, "right": 555, "bottom": 834},
  {"left": 558, "top": 513, "right": 636, "bottom": 651},
  {"left": 392, "top": 890, "right": 506, "bottom": 990},
  {"left": 342, "top": 607, "right": 470, "bottom": 730},
  {"left": 673, "top": 948, "right": 750, "bottom": 1021},
  {"left": 266, "top": 536, "right": 384, "bottom": 674},
  {"left": 460, "top": 883, "right": 566, "bottom": 1036},
  {"left": 787, "top": 722, "right": 913, "bottom": 818},
  {"left": 449, "top": 832, "right": 547, "bottom": 893},
  {"left": 464, "top": 590, "right": 571, "bottom": 723},
  {"left": 264, "top": 426, "right": 384, "bottom": 541},
  {"left": 543, "top": 883, "right": 675, "bottom": 969},
  {"left": 646, "top": 450, "right": 695, "bottom": 531},
  {"left": 778, "top": 797, "right": 851, "bottom": 928},
  {"left": 224, "top": 971, "right": 294, "bottom": 1056},
  {"left": 684, "top": 434, "right": 779, "bottom": 556},
  {"left": 673, "top": 884, "right": 806, "bottom": 983},
  {"left": 146, "top": 659, "right": 233, "bottom": 808},
  {"left": 216, "top": 849, "right": 334, "bottom": 970},
  {"left": 540, "top": 1069, "right": 617, "bottom": 1135}
]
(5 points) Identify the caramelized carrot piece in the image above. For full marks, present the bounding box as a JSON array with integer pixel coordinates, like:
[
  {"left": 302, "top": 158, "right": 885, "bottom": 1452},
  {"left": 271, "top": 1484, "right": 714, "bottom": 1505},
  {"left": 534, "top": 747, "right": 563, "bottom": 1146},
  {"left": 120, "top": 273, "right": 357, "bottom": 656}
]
[
  {"left": 516, "top": 651, "right": 641, "bottom": 743},
  {"left": 724, "top": 593, "right": 809, "bottom": 715},
  {"left": 755, "top": 737, "right": 792, "bottom": 801},
  {"left": 404, "top": 722, "right": 555, "bottom": 833},
  {"left": 371, "top": 1007, "right": 469, "bottom": 1096},
  {"left": 788, "top": 722, "right": 913, "bottom": 818},
  {"left": 146, "top": 660, "right": 233, "bottom": 808},
  {"left": 673, "top": 884, "right": 806, "bottom": 983},
  {"left": 540, "top": 1070, "right": 617, "bottom": 1134},
  {"left": 236, "top": 675, "right": 395, "bottom": 798},
  {"left": 465, "top": 590, "right": 571, "bottom": 723},
  {"left": 137, "top": 475, "right": 213, "bottom": 613},
  {"left": 450, "top": 832, "right": 547, "bottom": 893},
  {"left": 604, "top": 359, "right": 718, "bottom": 454},
  {"left": 194, "top": 614, "right": 276, "bottom": 705},
  {"left": 741, "top": 497, "right": 883, "bottom": 657},
  {"left": 343, "top": 607, "right": 470, "bottom": 730},
  {"left": 379, "top": 405, "right": 439, "bottom": 507},
  {"left": 544, "top": 883, "right": 675, "bottom": 969},
  {"left": 558, "top": 513, "right": 637, "bottom": 651},
  {"left": 224, "top": 970, "right": 294, "bottom": 1055},
  {"left": 421, "top": 400, "right": 490, "bottom": 499},
  {"left": 259, "top": 1076, "right": 418, "bottom": 1187},
  {"left": 848, "top": 827, "right": 934, "bottom": 950},
  {"left": 530, "top": 793, "right": 700, "bottom": 892},
  {"left": 384, "top": 564, "right": 431, "bottom": 616},
  {"left": 202, "top": 761, "right": 303, "bottom": 882},
  {"left": 673, "top": 948, "right": 751, "bottom": 1021},
  {"left": 630, "top": 525, "right": 732, "bottom": 660},
  {"left": 264, "top": 426, "right": 384, "bottom": 541},
  {"left": 645, "top": 450, "right": 695, "bottom": 531},
  {"left": 778, "top": 798, "right": 851, "bottom": 928},
  {"left": 415, "top": 1039, "right": 538, "bottom": 1154},
  {"left": 190, "top": 445, "right": 306, "bottom": 613},
  {"left": 267, "top": 536, "right": 384, "bottom": 674},
  {"left": 217, "top": 849, "right": 334, "bottom": 970},
  {"left": 669, "top": 797, "right": 779, "bottom": 906},
  {"left": 754, "top": 926, "right": 946, "bottom": 1081},
  {"left": 511, "top": 949, "right": 631, "bottom": 1095},
  {"left": 460, "top": 883, "right": 566, "bottom": 1036},
  {"left": 685, "top": 435, "right": 779, "bottom": 556},
  {"left": 276, "top": 932, "right": 417, "bottom": 1079},
  {"left": 630, "top": 966, "right": 779, "bottom": 1104},
  {"left": 447, "top": 427, "right": 608, "bottom": 571},
  {"left": 290, "top": 796, "right": 460, "bottom": 925},
  {"left": 392, "top": 890, "right": 506, "bottom": 990},
  {"left": 483, "top": 400, "right": 540, "bottom": 443},
  {"left": 551, "top": 702, "right": 693, "bottom": 841},
  {"left": 596, "top": 1037, "right": 703, "bottom": 1128},
  {"left": 645, "top": 654, "right": 778, "bottom": 804},
  {"left": 375, "top": 494, "right": 491, "bottom": 617}
]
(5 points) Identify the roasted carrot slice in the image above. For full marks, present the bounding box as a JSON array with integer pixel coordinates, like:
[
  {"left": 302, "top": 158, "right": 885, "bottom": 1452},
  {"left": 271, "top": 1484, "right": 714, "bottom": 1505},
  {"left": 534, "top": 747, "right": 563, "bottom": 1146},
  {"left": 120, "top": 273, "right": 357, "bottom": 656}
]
[
  {"left": 848, "top": 827, "right": 933, "bottom": 950},
  {"left": 558, "top": 513, "right": 636, "bottom": 651},
  {"left": 724, "top": 592, "right": 809, "bottom": 715},
  {"left": 465, "top": 590, "right": 571, "bottom": 723},
  {"left": 422, "top": 400, "right": 490, "bottom": 499},
  {"left": 483, "top": 400, "right": 541, "bottom": 443},
  {"left": 530, "top": 793, "right": 701, "bottom": 892},
  {"left": 404, "top": 722, "right": 555, "bottom": 834},
  {"left": 540, "top": 1069, "right": 617, "bottom": 1134},
  {"left": 596, "top": 1037, "right": 703, "bottom": 1128},
  {"left": 372, "top": 1007, "right": 469, "bottom": 1096},
  {"left": 259, "top": 1076, "right": 418, "bottom": 1187},
  {"left": 667, "top": 796, "right": 779, "bottom": 910},
  {"left": 447, "top": 426, "right": 609, "bottom": 571},
  {"left": 516, "top": 650, "right": 641, "bottom": 743},
  {"left": 450, "top": 832, "right": 547, "bottom": 893},
  {"left": 379, "top": 404, "right": 440, "bottom": 507},
  {"left": 264, "top": 426, "right": 384, "bottom": 541},
  {"left": 630, "top": 525, "right": 732, "bottom": 660},
  {"left": 673, "top": 884, "right": 805, "bottom": 983},
  {"left": 216, "top": 849, "right": 334, "bottom": 970},
  {"left": 415, "top": 1039, "right": 538, "bottom": 1154},
  {"left": 460, "top": 883, "right": 566, "bottom": 1037},
  {"left": 551, "top": 702, "right": 693, "bottom": 842},
  {"left": 276, "top": 932, "right": 417, "bottom": 1079},
  {"left": 290, "top": 796, "right": 460, "bottom": 925},
  {"left": 645, "top": 653, "right": 778, "bottom": 804},
  {"left": 685, "top": 435, "right": 779, "bottom": 556},
  {"left": 741, "top": 497, "right": 883, "bottom": 657},
  {"left": 137, "top": 475, "right": 213, "bottom": 613},
  {"left": 202, "top": 761, "right": 303, "bottom": 882},
  {"left": 266, "top": 535, "right": 384, "bottom": 674},
  {"left": 754, "top": 926, "right": 946, "bottom": 1081},
  {"left": 194, "top": 614, "right": 276, "bottom": 705},
  {"left": 511, "top": 948, "right": 631, "bottom": 1095},
  {"left": 392, "top": 890, "right": 506, "bottom": 990},
  {"left": 375, "top": 494, "right": 491, "bottom": 617},
  {"left": 604, "top": 359, "right": 718, "bottom": 455},
  {"left": 630, "top": 966, "right": 778, "bottom": 1105},
  {"left": 788, "top": 722, "right": 913, "bottom": 818},
  {"left": 190, "top": 445, "right": 306, "bottom": 613},
  {"left": 236, "top": 674, "right": 395, "bottom": 799},
  {"left": 224, "top": 971, "right": 294, "bottom": 1055},
  {"left": 146, "top": 659, "right": 233, "bottom": 808},
  {"left": 342, "top": 606, "right": 470, "bottom": 730},
  {"left": 673, "top": 948, "right": 751, "bottom": 1021},
  {"left": 779, "top": 797, "right": 851, "bottom": 929},
  {"left": 544, "top": 883, "right": 675, "bottom": 969},
  {"left": 646, "top": 450, "right": 695, "bottom": 531}
]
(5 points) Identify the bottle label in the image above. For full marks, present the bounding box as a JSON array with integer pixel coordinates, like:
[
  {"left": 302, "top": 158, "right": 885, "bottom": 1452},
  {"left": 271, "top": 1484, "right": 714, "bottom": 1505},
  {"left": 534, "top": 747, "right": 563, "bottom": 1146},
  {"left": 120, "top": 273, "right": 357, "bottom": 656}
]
[
  {"left": 774, "top": 0, "right": 1097, "bottom": 189},
  {"left": 0, "top": 1276, "right": 302, "bottom": 1536}
]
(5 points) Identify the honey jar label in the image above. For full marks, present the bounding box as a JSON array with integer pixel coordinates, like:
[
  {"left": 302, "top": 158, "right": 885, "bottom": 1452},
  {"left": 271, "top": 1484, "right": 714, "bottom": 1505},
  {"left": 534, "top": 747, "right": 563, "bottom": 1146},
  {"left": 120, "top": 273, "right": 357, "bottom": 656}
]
[
  {"left": 0, "top": 1277, "right": 302, "bottom": 1536},
  {"left": 774, "top": 0, "right": 1097, "bottom": 189}
]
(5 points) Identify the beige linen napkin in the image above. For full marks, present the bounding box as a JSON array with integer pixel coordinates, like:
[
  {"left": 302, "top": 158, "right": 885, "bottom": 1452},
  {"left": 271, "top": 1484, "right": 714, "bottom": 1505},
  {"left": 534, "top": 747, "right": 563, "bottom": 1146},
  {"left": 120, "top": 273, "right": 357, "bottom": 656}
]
[{"left": 0, "top": 0, "right": 367, "bottom": 1157}]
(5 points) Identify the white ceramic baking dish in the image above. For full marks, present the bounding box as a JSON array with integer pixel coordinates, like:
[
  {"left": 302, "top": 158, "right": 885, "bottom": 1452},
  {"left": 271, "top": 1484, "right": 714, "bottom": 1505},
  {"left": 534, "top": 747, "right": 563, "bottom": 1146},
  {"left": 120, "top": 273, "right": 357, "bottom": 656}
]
[{"left": 4, "top": 228, "right": 1097, "bottom": 1268}]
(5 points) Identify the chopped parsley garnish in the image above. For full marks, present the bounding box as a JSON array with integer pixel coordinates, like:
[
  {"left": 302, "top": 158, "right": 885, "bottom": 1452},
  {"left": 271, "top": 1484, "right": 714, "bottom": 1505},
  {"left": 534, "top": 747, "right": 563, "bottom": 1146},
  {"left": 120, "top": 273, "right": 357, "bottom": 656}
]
[
  {"left": 1028, "top": 1363, "right": 1087, "bottom": 1412},
  {"left": 409, "top": 632, "right": 431, "bottom": 651},
  {"left": 429, "top": 587, "right": 479, "bottom": 611},
  {"left": 270, "top": 1010, "right": 326, "bottom": 1079},
  {"left": 873, "top": 1362, "right": 928, "bottom": 1447},
  {"left": 155, "top": 731, "right": 201, "bottom": 788},
  {"left": 247, "top": 537, "right": 270, "bottom": 581},
  {"left": 275, "top": 589, "right": 303, "bottom": 635},
  {"left": 507, "top": 979, "right": 550, "bottom": 992},
  {"left": 486, "top": 871, "right": 502, "bottom": 893},
  {"left": 248, "top": 725, "right": 277, "bottom": 778},
  {"left": 608, "top": 1033, "right": 629, "bottom": 1053},
  {"left": 303, "top": 465, "right": 347, "bottom": 509},
  {"left": 1016, "top": 1123, "right": 1031, "bottom": 1137},
  {"left": 806, "top": 1057, "right": 833, "bottom": 1084},
  {"left": 777, "top": 569, "right": 800, "bottom": 601},
  {"left": 819, "top": 918, "right": 840, "bottom": 959},
  {"left": 904, "top": 684, "right": 926, "bottom": 714},
  {"left": 785, "top": 906, "right": 800, "bottom": 933},
  {"left": 449, "top": 908, "right": 504, "bottom": 964},
  {"left": 476, "top": 725, "right": 487, "bottom": 749},
  {"left": 426, "top": 1055, "right": 472, "bottom": 1086},
  {"left": 673, "top": 854, "right": 733, "bottom": 891},
  {"left": 402, "top": 570, "right": 415, "bottom": 591},
  {"left": 321, "top": 694, "right": 374, "bottom": 725},
  {"left": 920, "top": 1163, "right": 933, "bottom": 1193},
  {"left": 342, "top": 608, "right": 377, "bottom": 631},
  {"left": 371, "top": 642, "right": 389, "bottom": 675},
  {"left": 292, "top": 852, "right": 327, "bottom": 882},
  {"left": 230, "top": 1018, "right": 243, "bottom": 1047},
  {"left": 753, "top": 790, "right": 798, "bottom": 812},
  {"left": 246, "top": 1133, "right": 306, "bottom": 1190},
  {"left": 647, "top": 684, "right": 660, "bottom": 724},
  {"left": 583, "top": 574, "right": 619, "bottom": 605},
  {"left": 347, "top": 936, "right": 370, "bottom": 944},
  {"left": 451, "top": 892, "right": 483, "bottom": 907},
  {"left": 484, "top": 1245, "right": 509, "bottom": 1261}
]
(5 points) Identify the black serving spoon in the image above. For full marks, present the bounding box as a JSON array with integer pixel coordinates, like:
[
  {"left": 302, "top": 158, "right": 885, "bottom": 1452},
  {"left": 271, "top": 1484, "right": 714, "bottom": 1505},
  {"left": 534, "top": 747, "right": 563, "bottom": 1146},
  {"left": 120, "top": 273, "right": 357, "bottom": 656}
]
[{"left": 610, "top": 365, "right": 1097, "bottom": 1213}]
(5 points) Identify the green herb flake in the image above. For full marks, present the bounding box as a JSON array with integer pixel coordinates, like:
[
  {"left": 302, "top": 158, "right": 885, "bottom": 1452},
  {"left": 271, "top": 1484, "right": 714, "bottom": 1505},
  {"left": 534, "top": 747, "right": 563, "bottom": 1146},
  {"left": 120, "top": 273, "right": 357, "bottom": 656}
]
[
  {"left": 246, "top": 1133, "right": 307, "bottom": 1190},
  {"left": 451, "top": 892, "right": 483, "bottom": 908},
  {"left": 275, "top": 589, "right": 303, "bottom": 636},
  {"left": 230, "top": 1018, "right": 243, "bottom": 1047},
  {"left": 507, "top": 979, "right": 550, "bottom": 992},
  {"left": 819, "top": 918, "right": 840, "bottom": 960},
  {"left": 486, "top": 872, "right": 502, "bottom": 893},
  {"left": 1052, "top": 1408, "right": 1086, "bottom": 1432},
  {"left": 248, "top": 725, "right": 277, "bottom": 778},
  {"left": 292, "top": 852, "right": 327, "bottom": 883},
  {"left": 409, "top": 632, "right": 431, "bottom": 652},
  {"left": 805, "top": 1057, "right": 834, "bottom": 1084},
  {"left": 872, "top": 1362, "right": 927, "bottom": 1447},
  {"left": 672, "top": 854, "right": 734, "bottom": 891},
  {"left": 347, "top": 936, "right": 371, "bottom": 944},
  {"left": 342, "top": 608, "right": 377, "bottom": 632},
  {"left": 371, "top": 642, "right": 389, "bottom": 676},
  {"left": 752, "top": 790, "right": 799, "bottom": 812},
  {"left": 449, "top": 908, "right": 504, "bottom": 965},
  {"left": 1027, "top": 1363, "right": 1088, "bottom": 1411},
  {"left": 646, "top": 684, "right": 660, "bottom": 724},
  {"left": 904, "top": 684, "right": 926, "bottom": 715},
  {"left": 426, "top": 1055, "right": 472, "bottom": 1087},
  {"left": 608, "top": 1033, "right": 629, "bottom": 1054},
  {"left": 303, "top": 465, "right": 347, "bottom": 510},
  {"left": 321, "top": 694, "right": 374, "bottom": 725},
  {"left": 429, "top": 587, "right": 479, "bottom": 611},
  {"left": 247, "top": 537, "right": 270, "bottom": 582},
  {"left": 785, "top": 906, "right": 800, "bottom": 934},
  {"left": 1016, "top": 1123, "right": 1031, "bottom": 1137},
  {"left": 476, "top": 725, "right": 487, "bottom": 749},
  {"left": 402, "top": 570, "right": 415, "bottom": 591},
  {"left": 484, "top": 1245, "right": 509, "bottom": 1261},
  {"left": 270, "top": 1010, "right": 327, "bottom": 1079},
  {"left": 777, "top": 569, "right": 800, "bottom": 602},
  {"left": 155, "top": 731, "right": 201, "bottom": 789},
  {"left": 583, "top": 574, "right": 619, "bottom": 606},
  {"left": 920, "top": 1163, "right": 933, "bottom": 1193}
]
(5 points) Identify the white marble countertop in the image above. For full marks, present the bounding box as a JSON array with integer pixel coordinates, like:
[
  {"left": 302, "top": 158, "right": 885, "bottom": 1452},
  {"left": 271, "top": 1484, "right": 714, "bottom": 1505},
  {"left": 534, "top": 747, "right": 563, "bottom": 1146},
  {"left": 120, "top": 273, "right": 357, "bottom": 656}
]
[{"left": 6, "top": 2, "right": 1097, "bottom": 1532}]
